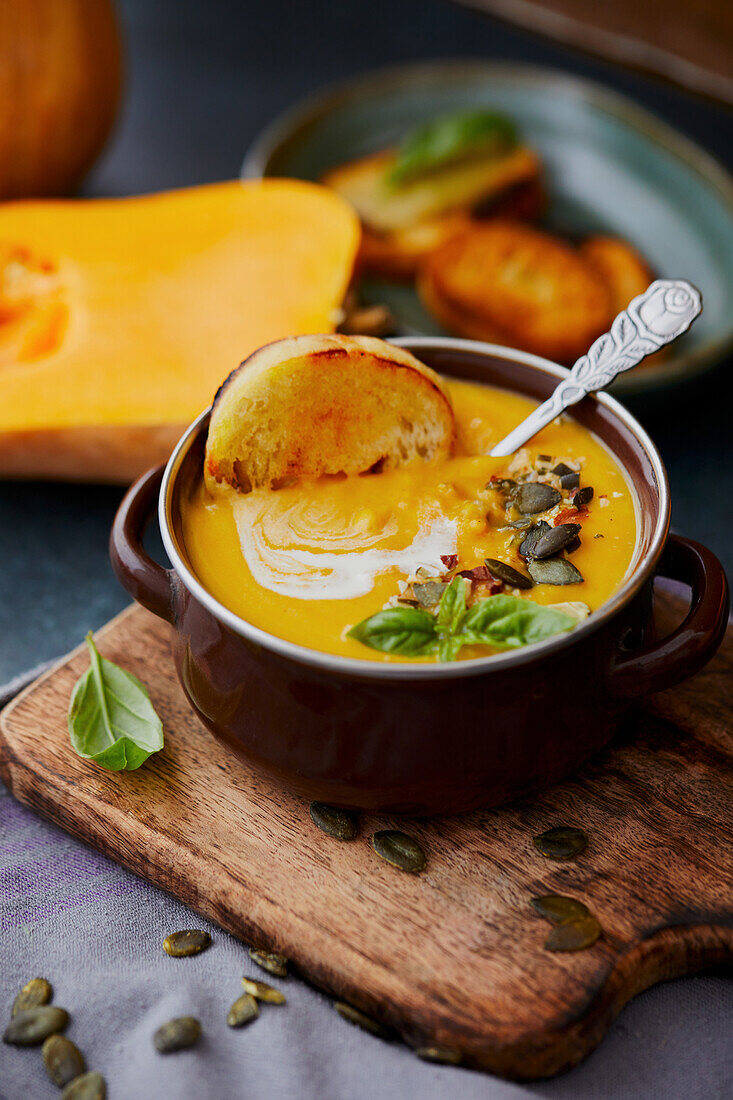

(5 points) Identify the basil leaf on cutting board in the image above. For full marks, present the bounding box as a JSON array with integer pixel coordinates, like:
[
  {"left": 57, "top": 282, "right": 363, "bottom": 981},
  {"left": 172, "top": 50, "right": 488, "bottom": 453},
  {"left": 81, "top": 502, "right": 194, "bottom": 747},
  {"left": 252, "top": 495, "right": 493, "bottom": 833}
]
[
  {"left": 67, "top": 633, "right": 164, "bottom": 770},
  {"left": 347, "top": 607, "right": 438, "bottom": 656},
  {"left": 387, "top": 109, "right": 517, "bottom": 187}
]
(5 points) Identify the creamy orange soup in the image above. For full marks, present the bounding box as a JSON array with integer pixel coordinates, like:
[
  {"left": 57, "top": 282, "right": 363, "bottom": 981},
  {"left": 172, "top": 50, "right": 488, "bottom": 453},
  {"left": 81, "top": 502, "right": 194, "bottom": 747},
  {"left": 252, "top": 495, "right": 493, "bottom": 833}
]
[{"left": 181, "top": 379, "right": 637, "bottom": 662}]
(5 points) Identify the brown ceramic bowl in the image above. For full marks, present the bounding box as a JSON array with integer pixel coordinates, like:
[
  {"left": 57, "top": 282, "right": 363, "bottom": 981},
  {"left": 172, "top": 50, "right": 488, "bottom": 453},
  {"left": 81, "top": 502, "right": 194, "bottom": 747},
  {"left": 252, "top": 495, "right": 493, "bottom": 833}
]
[{"left": 110, "top": 338, "right": 729, "bottom": 815}]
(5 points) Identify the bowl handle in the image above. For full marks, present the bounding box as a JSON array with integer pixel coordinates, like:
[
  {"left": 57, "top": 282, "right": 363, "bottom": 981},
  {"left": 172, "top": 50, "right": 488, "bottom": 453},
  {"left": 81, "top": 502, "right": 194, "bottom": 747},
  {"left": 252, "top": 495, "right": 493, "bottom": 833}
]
[
  {"left": 109, "top": 464, "right": 175, "bottom": 625},
  {"left": 611, "top": 534, "right": 729, "bottom": 697}
]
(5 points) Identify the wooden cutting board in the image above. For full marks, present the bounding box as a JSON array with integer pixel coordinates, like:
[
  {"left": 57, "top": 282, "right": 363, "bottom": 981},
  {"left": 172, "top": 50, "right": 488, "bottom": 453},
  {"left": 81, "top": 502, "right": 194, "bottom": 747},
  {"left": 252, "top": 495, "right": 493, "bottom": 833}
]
[{"left": 1, "top": 589, "right": 732, "bottom": 1080}]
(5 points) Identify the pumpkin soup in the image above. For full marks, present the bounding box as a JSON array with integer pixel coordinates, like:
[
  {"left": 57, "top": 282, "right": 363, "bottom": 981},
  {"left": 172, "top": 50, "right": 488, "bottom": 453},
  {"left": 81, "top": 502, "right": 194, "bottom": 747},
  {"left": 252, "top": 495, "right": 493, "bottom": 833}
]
[{"left": 181, "top": 378, "right": 637, "bottom": 662}]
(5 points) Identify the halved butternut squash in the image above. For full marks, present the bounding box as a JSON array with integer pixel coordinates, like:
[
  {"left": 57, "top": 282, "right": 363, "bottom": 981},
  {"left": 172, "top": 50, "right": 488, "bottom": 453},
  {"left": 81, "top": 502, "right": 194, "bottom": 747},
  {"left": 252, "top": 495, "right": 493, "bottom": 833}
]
[{"left": 0, "top": 180, "right": 360, "bottom": 481}]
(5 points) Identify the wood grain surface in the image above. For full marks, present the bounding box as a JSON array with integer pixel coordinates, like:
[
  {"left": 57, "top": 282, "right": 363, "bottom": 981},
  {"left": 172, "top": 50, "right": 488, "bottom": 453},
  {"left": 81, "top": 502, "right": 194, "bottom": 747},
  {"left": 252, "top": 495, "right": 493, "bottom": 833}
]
[{"left": 1, "top": 588, "right": 732, "bottom": 1079}]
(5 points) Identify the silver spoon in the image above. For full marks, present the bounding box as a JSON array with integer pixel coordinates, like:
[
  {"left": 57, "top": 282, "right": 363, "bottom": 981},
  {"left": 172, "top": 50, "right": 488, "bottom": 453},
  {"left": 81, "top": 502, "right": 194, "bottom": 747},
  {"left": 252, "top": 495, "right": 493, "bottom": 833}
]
[{"left": 489, "top": 279, "right": 702, "bottom": 457}]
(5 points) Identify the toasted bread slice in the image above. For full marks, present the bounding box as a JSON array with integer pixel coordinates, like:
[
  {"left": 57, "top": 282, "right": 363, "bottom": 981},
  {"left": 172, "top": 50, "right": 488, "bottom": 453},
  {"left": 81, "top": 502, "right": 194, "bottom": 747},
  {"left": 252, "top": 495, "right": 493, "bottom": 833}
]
[
  {"left": 323, "top": 146, "right": 541, "bottom": 235},
  {"left": 417, "top": 222, "right": 612, "bottom": 364},
  {"left": 204, "top": 334, "right": 455, "bottom": 493},
  {"left": 580, "top": 236, "right": 661, "bottom": 367},
  {"left": 358, "top": 212, "right": 473, "bottom": 280}
]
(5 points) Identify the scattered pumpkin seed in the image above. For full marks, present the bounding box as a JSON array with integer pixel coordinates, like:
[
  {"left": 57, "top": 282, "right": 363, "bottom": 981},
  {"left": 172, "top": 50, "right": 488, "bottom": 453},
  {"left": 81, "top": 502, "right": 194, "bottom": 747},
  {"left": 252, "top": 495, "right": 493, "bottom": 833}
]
[
  {"left": 564, "top": 536, "right": 581, "bottom": 554},
  {"left": 507, "top": 517, "right": 532, "bottom": 529},
  {"left": 532, "top": 523, "right": 582, "bottom": 559},
  {"left": 531, "top": 895, "right": 590, "bottom": 923},
  {"left": 241, "top": 977, "right": 286, "bottom": 1004},
  {"left": 309, "top": 802, "right": 358, "bottom": 841},
  {"left": 12, "top": 977, "right": 53, "bottom": 1016},
  {"left": 528, "top": 558, "right": 584, "bottom": 586},
  {"left": 60, "top": 1072, "right": 107, "bottom": 1100},
  {"left": 416, "top": 1045, "right": 462, "bottom": 1065},
  {"left": 372, "top": 830, "right": 426, "bottom": 873},
  {"left": 42, "top": 1033, "right": 86, "bottom": 1087},
  {"left": 552, "top": 462, "right": 574, "bottom": 477},
  {"left": 573, "top": 486, "right": 594, "bottom": 510},
  {"left": 153, "top": 1016, "right": 202, "bottom": 1053},
  {"left": 537, "top": 454, "right": 552, "bottom": 463},
  {"left": 484, "top": 558, "right": 533, "bottom": 589},
  {"left": 248, "top": 947, "right": 288, "bottom": 977},
  {"left": 516, "top": 482, "right": 561, "bottom": 514},
  {"left": 163, "top": 929, "right": 212, "bottom": 957},
  {"left": 560, "top": 472, "right": 580, "bottom": 490},
  {"left": 544, "top": 915, "right": 602, "bottom": 952},
  {"left": 3, "top": 1006, "right": 69, "bottom": 1045},
  {"left": 413, "top": 580, "right": 447, "bottom": 608},
  {"left": 334, "top": 1001, "right": 391, "bottom": 1039},
  {"left": 533, "top": 826, "right": 588, "bottom": 860},
  {"left": 227, "top": 993, "right": 260, "bottom": 1028},
  {"left": 518, "top": 521, "right": 551, "bottom": 559}
]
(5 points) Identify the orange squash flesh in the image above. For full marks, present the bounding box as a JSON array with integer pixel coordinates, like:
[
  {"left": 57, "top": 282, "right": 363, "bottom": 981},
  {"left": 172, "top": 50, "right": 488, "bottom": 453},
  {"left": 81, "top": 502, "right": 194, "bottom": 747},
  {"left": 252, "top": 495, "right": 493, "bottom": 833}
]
[{"left": 0, "top": 180, "right": 360, "bottom": 481}]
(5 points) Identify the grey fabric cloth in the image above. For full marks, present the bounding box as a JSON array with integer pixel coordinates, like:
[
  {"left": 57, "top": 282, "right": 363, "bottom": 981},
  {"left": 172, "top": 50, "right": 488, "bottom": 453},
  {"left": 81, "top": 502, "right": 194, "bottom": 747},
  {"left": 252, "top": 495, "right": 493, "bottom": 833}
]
[{"left": 1, "top": 729, "right": 732, "bottom": 1100}]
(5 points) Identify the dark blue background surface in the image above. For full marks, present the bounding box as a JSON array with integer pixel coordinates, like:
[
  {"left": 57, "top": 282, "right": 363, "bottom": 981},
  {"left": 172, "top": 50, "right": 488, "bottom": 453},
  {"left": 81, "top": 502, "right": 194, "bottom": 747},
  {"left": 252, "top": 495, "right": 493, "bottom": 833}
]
[{"left": 1, "top": 0, "right": 731, "bottom": 682}]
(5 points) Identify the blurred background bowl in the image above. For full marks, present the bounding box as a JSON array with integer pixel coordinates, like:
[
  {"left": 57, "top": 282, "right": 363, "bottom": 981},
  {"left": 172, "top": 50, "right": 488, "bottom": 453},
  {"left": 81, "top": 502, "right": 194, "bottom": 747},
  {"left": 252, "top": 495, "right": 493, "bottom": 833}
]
[{"left": 243, "top": 60, "right": 733, "bottom": 396}]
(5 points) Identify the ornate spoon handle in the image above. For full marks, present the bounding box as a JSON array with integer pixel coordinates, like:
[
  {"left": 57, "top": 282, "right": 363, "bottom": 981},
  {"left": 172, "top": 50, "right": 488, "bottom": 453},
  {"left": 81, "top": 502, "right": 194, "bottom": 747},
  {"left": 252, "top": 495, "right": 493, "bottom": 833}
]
[{"left": 489, "top": 279, "right": 702, "bottom": 457}]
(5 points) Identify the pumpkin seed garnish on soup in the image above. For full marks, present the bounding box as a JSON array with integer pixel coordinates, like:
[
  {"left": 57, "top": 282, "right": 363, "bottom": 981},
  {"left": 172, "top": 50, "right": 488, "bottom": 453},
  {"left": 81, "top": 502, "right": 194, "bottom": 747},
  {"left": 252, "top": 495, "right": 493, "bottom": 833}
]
[
  {"left": 528, "top": 558, "right": 584, "bottom": 586},
  {"left": 309, "top": 802, "right": 358, "bottom": 841},
  {"left": 163, "top": 929, "right": 212, "bottom": 957},
  {"left": 484, "top": 559, "right": 533, "bottom": 589},
  {"left": 153, "top": 1016, "right": 202, "bottom": 1053},
  {"left": 372, "top": 830, "right": 427, "bottom": 873},
  {"left": 248, "top": 947, "right": 288, "bottom": 977},
  {"left": 12, "top": 976, "right": 52, "bottom": 1016},
  {"left": 334, "top": 1001, "right": 392, "bottom": 1039},
  {"left": 532, "top": 826, "right": 589, "bottom": 860}
]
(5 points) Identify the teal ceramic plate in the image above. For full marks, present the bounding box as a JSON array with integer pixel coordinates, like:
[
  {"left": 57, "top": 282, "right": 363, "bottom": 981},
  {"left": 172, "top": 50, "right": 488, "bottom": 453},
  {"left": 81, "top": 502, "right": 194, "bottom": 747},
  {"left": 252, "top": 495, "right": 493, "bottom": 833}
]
[{"left": 242, "top": 61, "right": 733, "bottom": 396}]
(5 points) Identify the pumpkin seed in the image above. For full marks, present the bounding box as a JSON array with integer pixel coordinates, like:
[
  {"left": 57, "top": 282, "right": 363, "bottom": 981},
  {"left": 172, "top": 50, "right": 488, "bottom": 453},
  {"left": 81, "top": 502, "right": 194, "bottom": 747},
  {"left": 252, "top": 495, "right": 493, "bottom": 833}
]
[
  {"left": 516, "top": 482, "right": 561, "bottom": 514},
  {"left": 564, "top": 536, "right": 581, "bottom": 554},
  {"left": 484, "top": 558, "right": 533, "bottom": 589},
  {"left": 507, "top": 517, "right": 532, "bottom": 529},
  {"left": 537, "top": 454, "right": 553, "bottom": 463},
  {"left": 528, "top": 558, "right": 584, "bottom": 586},
  {"left": 573, "top": 486, "right": 594, "bottom": 510},
  {"left": 552, "top": 462, "right": 574, "bottom": 477},
  {"left": 533, "top": 826, "right": 588, "bottom": 860},
  {"left": 334, "top": 1001, "right": 391, "bottom": 1039},
  {"left": 531, "top": 895, "right": 590, "bottom": 923},
  {"left": 532, "top": 523, "right": 582, "bottom": 559},
  {"left": 545, "top": 915, "right": 602, "bottom": 952},
  {"left": 241, "top": 977, "right": 286, "bottom": 1004},
  {"left": 3, "top": 1006, "right": 69, "bottom": 1045},
  {"left": 163, "top": 929, "right": 212, "bottom": 957},
  {"left": 249, "top": 947, "right": 288, "bottom": 977},
  {"left": 42, "top": 1033, "right": 86, "bottom": 1087},
  {"left": 12, "top": 977, "right": 53, "bottom": 1016},
  {"left": 153, "top": 1016, "right": 202, "bottom": 1053},
  {"left": 60, "top": 1072, "right": 107, "bottom": 1100},
  {"left": 518, "top": 521, "right": 551, "bottom": 559},
  {"left": 413, "top": 580, "right": 447, "bottom": 608},
  {"left": 372, "top": 830, "right": 426, "bottom": 873},
  {"left": 416, "top": 1045, "right": 462, "bottom": 1065},
  {"left": 309, "top": 802, "right": 358, "bottom": 841},
  {"left": 560, "top": 472, "right": 580, "bottom": 490},
  {"left": 227, "top": 993, "right": 260, "bottom": 1028}
]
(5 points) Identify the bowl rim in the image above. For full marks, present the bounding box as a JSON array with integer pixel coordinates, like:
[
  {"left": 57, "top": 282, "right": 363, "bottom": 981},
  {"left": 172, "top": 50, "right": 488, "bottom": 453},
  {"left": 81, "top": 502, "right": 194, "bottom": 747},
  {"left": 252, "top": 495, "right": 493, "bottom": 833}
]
[
  {"left": 240, "top": 58, "right": 733, "bottom": 396},
  {"left": 159, "top": 337, "right": 670, "bottom": 681}
]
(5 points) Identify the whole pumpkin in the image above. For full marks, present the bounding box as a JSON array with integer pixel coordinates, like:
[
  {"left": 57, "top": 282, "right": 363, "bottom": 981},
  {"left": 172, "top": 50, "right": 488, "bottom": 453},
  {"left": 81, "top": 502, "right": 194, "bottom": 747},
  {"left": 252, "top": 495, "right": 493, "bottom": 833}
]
[{"left": 0, "top": 0, "right": 122, "bottom": 199}]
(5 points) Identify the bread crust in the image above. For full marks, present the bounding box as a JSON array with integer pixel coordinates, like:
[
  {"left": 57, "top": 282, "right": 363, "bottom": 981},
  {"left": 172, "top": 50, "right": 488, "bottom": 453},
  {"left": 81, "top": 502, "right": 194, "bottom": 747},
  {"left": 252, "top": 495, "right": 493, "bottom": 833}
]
[
  {"left": 418, "top": 222, "right": 612, "bottom": 364},
  {"left": 205, "top": 334, "right": 455, "bottom": 492}
]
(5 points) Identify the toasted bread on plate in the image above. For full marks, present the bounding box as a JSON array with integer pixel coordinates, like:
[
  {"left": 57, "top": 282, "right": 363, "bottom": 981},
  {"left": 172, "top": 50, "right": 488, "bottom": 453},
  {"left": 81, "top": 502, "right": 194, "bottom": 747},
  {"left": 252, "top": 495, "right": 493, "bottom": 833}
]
[
  {"left": 417, "top": 222, "right": 612, "bottom": 364},
  {"left": 205, "top": 334, "right": 455, "bottom": 493}
]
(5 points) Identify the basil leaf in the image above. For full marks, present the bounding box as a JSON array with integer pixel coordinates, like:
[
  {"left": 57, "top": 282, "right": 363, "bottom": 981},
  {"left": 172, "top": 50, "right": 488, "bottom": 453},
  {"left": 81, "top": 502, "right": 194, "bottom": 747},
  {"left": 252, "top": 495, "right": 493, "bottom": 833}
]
[
  {"left": 347, "top": 607, "right": 438, "bottom": 656},
  {"left": 436, "top": 576, "right": 467, "bottom": 635},
  {"left": 68, "top": 633, "right": 164, "bottom": 770},
  {"left": 388, "top": 109, "right": 517, "bottom": 187},
  {"left": 460, "top": 595, "right": 576, "bottom": 650}
]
